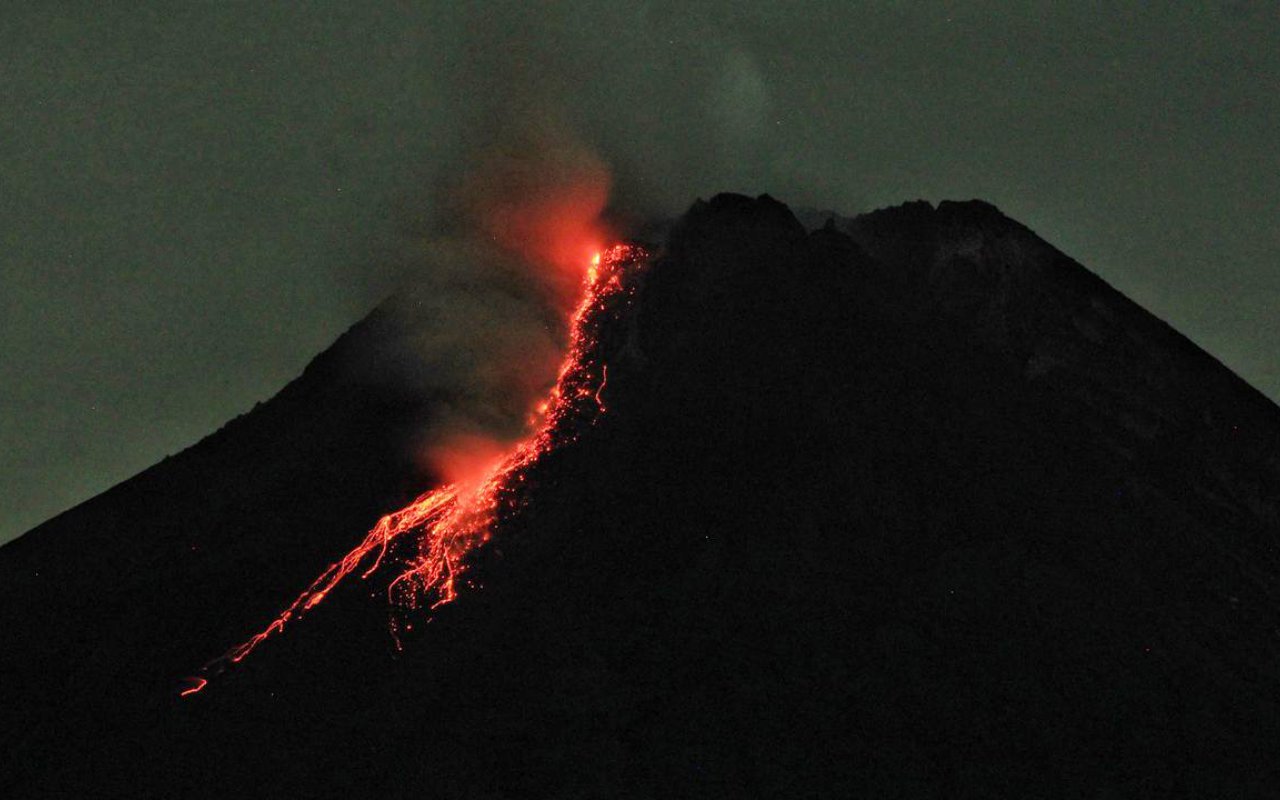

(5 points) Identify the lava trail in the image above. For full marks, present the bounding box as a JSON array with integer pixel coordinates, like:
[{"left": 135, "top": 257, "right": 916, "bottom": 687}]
[{"left": 182, "top": 244, "right": 647, "bottom": 697}]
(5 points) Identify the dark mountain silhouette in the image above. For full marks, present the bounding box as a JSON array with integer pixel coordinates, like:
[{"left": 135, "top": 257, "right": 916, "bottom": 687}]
[{"left": 3, "top": 194, "right": 1278, "bottom": 798}]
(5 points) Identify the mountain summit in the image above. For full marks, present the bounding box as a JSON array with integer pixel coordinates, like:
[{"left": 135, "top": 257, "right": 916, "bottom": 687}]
[{"left": 3, "top": 194, "right": 1278, "bottom": 797}]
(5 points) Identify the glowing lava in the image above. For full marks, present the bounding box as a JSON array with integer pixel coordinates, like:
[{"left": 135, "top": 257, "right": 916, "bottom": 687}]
[{"left": 183, "top": 243, "right": 647, "bottom": 695}]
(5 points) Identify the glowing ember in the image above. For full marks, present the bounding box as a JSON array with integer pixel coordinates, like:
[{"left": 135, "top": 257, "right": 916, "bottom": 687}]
[
  {"left": 183, "top": 243, "right": 647, "bottom": 696},
  {"left": 587, "top": 251, "right": 602, "bottom": 285},
  {"left": 179, "top": 677, "right": 207, "bottom": 697}
]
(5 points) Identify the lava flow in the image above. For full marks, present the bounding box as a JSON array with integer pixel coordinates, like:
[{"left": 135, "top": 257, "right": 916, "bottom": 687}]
[{"left": 181, "top": 243, "right": 647, "bottom": 697}]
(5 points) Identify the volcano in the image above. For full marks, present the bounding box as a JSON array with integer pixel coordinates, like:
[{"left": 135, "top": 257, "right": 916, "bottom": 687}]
[{"left": 3, "top": 194, "right": 1278, "bottom": 798}]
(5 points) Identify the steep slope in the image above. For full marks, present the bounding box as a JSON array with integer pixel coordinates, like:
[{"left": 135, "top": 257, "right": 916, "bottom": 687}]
[
  {"left": 0, "top": 300, "right": 455, "bottom": 778},
  {"left": 2, "top": 194, "right": 1278, "bottom": 798}
]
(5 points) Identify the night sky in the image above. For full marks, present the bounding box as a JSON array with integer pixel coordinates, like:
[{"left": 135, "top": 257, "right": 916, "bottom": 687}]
[{"left": 2, "top": 3, "right": 1277, "bottom": 544}]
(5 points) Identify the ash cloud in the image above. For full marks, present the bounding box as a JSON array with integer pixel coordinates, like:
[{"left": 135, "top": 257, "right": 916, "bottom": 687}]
[
  {"left": 347, "top": 4, "right": 791, "bottom": 479},
  {"left": 351, "top": 118, "right": 612, "bottom": 482},
  {"left": 384, "top": 2, "right": 792, "bottom": 242},
  {"left": 350, "top": 134, "right": 608, "bottom": 477}
]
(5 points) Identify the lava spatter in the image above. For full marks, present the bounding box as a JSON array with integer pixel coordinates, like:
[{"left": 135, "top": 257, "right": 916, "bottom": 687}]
[{"left": 184, "top": 243, "right": 648, "bottom": 695}]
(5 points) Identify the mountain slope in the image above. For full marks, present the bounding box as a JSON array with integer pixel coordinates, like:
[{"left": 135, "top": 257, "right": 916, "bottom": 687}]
[{"left": 2, "top": 194, "right": 1278, "bottom": 798}]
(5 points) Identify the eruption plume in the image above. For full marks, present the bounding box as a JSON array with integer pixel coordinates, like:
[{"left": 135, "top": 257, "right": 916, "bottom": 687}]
[{"left": 370, "top": 129, "right": 616, "bottom": 470}]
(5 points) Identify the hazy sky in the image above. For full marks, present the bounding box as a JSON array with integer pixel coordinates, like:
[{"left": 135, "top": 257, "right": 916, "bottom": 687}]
[{"left": 2, "top": 2, "right": 1277, "bottom": 543}]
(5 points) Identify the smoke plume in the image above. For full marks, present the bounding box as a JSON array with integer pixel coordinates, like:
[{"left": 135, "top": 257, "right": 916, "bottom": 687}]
[
  {"left": 355, "top": 112, "right": 611, "bottom": 485},
  {"left": 341, "top": 2, "right": 792, "bottom": 485}
]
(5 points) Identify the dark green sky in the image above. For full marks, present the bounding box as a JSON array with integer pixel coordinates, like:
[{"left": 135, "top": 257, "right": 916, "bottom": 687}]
[{"left": 2, "top": 2, "right": 1277, "bottom": 543}]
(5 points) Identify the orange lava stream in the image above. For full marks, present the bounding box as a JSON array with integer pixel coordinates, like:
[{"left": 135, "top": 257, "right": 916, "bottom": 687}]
[{"left": 182, "top": 244, "right": 645, "bottom": 696}]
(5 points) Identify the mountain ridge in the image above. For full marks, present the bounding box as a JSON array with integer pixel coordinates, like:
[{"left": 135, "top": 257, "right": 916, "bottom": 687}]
[{"left": 3, "top": 193, "right": 1278, "bottom": 797}]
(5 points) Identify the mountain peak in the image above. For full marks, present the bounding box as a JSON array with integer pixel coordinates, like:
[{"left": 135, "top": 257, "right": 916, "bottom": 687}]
[
  {"left": 3, "top": 193, "right": 1278, "bottom": 797},
  {"left": 672, "top": 192, "right": 807, "bottom": 250}
]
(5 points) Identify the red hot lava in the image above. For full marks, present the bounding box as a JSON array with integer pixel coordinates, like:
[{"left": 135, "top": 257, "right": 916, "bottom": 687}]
[{"left": 182, "top": 243, "right": 647, "bottom": 697}]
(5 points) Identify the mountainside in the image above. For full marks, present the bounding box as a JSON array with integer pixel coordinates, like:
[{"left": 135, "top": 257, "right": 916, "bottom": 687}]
[{"left": 3, "top": 194, "right": 1278, "bottom": 798}]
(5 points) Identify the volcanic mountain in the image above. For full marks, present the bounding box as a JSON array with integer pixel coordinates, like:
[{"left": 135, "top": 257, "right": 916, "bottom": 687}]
[{"left": 3, "top": 194, "right": 1278, "bottom": 798}]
